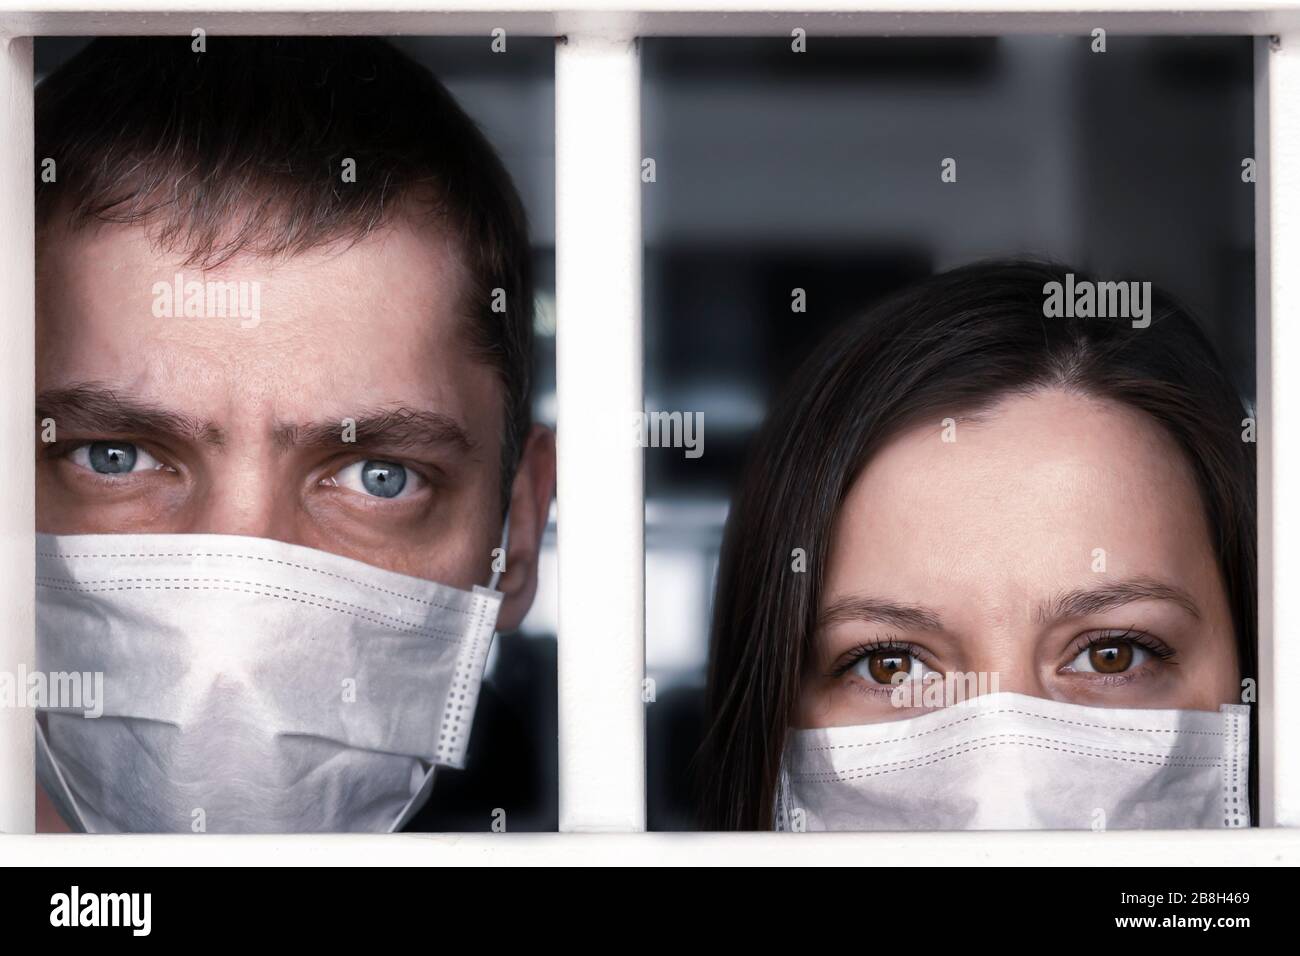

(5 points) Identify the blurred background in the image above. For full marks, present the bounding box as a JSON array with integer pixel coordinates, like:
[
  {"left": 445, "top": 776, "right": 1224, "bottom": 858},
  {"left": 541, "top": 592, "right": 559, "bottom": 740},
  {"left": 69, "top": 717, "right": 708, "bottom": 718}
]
[
  {"left": 36, "top": 37, "right": 560, "bottom": 828},
  {"left": 36, "top": 35, "right": 1258, "bottom": 832},
  {"left": 641, "top": 35, "right": 1258, "bottom": 829}
]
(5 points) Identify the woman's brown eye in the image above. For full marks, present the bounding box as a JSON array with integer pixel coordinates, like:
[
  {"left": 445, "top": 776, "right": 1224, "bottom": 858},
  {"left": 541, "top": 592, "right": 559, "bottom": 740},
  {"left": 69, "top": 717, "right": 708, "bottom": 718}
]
[
  {"left": 867, "top": 651, "right": 912, "bottom": 684},
  {"left": 1088, "top": 642, "right": 1133, "bottom": 674}
]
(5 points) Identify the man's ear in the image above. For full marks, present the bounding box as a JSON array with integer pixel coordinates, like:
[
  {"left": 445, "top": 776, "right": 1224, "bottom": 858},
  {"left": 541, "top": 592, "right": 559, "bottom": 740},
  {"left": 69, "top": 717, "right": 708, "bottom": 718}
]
[{"left": 494, "top": 423, "right": 556, "bottom": 631}]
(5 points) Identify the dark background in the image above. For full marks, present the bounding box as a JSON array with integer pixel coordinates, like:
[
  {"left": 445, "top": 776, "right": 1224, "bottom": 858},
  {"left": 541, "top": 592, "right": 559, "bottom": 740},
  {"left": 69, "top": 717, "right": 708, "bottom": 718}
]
[{"left": 641, "top": 35, "right": 1258, "bottom": 830}]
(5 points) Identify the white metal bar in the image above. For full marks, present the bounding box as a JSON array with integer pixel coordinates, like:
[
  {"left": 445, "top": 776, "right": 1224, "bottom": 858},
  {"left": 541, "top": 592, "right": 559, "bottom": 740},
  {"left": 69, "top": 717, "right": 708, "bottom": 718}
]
[
  {"left": 0, "top": 34, "right": 34, "bottom": 836},
  {"left": 555, "top": 32, "right": 645, "bottom": 831},
  {"left": 1255, "top": 35, "right": 1274, "bottom": 830},
  {"left": 5, "top": 3, "right": 1300, "bottom": 39},
  {"left": 1264, "top": 31, "right": 1300, "bottom": 828}
]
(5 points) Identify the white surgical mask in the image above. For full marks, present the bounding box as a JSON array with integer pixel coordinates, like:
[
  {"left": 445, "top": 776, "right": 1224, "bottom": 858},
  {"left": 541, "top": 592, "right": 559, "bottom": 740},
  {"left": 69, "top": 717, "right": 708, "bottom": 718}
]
[
  {"left": 35, "top": 531, "right": 505, "bottom": 834},
  {"left": 775, "top": 691, "right": 1250, "bottom": 831}
]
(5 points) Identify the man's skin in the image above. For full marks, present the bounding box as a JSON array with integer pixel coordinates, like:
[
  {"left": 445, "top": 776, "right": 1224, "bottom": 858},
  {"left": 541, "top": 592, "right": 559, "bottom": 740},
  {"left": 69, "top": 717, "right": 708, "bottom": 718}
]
[{"left": 34, "top": 210, "right": 556, "bottom": 831}]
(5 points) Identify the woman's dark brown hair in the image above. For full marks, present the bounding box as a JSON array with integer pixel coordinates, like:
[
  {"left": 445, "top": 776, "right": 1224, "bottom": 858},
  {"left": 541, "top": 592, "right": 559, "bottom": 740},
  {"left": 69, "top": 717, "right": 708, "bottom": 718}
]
[{"left": 698, "top": 258, "right": 1257, "bottom": 830}]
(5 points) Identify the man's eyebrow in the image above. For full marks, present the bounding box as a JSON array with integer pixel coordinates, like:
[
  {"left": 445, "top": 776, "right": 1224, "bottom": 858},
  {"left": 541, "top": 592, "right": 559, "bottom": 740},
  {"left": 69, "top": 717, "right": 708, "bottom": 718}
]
[
  {"left": 1038, "top": 578, "right": 1202, "bottom": 623},
  {"left": 35, "top": 383, "right": 223, "bottom": 445},
  {"left": 276, "top": 407, "right": 477, "bottom": 453},
  {"left": 816, "top": 596, "right": 944, "bottom": 632}
]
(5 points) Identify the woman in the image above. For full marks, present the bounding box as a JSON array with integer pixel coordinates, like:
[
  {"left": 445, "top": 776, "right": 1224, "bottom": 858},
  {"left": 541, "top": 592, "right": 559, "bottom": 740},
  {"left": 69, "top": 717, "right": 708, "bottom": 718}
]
[{"left": 699, "top": 259, "right": 1256, "bottom": 830}]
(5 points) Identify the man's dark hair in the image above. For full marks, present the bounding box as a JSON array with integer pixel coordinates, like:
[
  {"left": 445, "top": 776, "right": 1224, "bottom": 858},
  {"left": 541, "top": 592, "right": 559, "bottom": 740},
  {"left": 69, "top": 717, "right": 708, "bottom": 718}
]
[{"left": 35, "top": 36, "right": 534, "bottom": 511}]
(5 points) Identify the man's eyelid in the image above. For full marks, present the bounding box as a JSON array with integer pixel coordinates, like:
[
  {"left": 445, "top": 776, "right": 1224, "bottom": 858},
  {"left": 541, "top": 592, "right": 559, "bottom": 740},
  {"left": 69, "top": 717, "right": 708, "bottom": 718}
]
[
  {"left": 320, "top": 444, "right": 451, "bottom": 481},
  {"left": 327, "top": 458, "right": 432, "bottom": 499},
  {"left": 343, "top": 455, "right": 430, "bottom": 482},
  {"left": 58, "top": 433, "right": 188, "bottom": 466},
  {"left": 65, "top": 440, "right": 171, "bottom": 475}
]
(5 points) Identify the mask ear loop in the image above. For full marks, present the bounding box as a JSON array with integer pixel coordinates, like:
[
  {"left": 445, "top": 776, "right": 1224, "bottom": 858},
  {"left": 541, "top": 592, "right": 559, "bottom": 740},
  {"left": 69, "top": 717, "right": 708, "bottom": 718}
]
[
  {"left": 391, "top": 511, "right": 512, "bottom": 833},
  {"left": 35, "top": 718, "right": 92, "bottom": 833},
  {"left": 487, "top": 508, "right": 511, "bottom": 592}
]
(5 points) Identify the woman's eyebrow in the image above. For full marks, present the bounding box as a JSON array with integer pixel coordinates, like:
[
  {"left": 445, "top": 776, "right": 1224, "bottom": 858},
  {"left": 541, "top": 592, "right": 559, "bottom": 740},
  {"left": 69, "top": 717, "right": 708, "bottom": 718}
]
[
  {"left": 1038, "top": 578, "right": 1202, "bottom": 623},
  {"left": 816, "top": 596, "right": 944, "bottom": 632}
]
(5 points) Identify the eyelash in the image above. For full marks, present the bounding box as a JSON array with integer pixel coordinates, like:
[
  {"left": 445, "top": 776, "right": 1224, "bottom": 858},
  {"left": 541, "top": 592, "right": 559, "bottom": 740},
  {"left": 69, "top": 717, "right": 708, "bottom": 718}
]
[
  {"left": 46, "top": 440, "right": 435, "bottom": 489},
  {"left": 319, "top": 456, "right": 438, "bottom": 501},
  {"left": 1066, "top": 628, "right": 1178, "bottom": 667},
  {"left": 827, "top": 629, "right": 1177, "bottom": 686},
  {"left": 47, "top": 439, "right": 176, "bottom": 476},
  {"left": 828, "top": 638, "right": 935, "bottom": 680}
]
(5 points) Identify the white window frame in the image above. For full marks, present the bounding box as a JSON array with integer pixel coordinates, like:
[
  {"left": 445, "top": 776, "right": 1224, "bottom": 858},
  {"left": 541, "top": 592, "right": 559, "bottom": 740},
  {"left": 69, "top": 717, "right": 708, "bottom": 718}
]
[{"left": 2, "top": 0, "right": 1298, "bottom": 864}]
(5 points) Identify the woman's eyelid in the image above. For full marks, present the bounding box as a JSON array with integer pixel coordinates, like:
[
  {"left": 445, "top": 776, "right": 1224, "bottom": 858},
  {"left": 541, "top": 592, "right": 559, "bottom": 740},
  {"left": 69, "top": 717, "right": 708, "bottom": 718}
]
[
  {"left": 1059, "top": 629, "right": 1178, "bottom": 678},
  {"left": 1068, "top": 627, "right": 1176, "bottom": 661},
  {"left": 832, "top": 635, "right": 942, "bottom": 675}
]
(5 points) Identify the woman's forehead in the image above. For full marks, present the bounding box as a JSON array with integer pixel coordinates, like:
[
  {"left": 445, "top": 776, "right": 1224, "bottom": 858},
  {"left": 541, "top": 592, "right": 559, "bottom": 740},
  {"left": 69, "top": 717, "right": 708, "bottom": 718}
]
[{"left": 824, "top": 387, "right": 1217, "bottom": 614}]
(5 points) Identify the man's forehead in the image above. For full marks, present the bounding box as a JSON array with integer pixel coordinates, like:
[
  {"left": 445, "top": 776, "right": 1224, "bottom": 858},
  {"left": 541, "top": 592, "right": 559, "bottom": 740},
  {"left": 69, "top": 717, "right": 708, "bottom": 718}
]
[
  {"left": 39, "top": 216, "right": 479, "bottom": 373},
  {"left": 36, "top": 217, "right": 500, "bottom": 442}
]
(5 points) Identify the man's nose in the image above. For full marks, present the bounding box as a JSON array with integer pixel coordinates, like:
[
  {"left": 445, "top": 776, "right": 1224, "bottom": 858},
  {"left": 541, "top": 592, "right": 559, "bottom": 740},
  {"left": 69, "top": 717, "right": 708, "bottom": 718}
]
[{"left": 184, "top": 460, "right": 300, "bottom": 544}]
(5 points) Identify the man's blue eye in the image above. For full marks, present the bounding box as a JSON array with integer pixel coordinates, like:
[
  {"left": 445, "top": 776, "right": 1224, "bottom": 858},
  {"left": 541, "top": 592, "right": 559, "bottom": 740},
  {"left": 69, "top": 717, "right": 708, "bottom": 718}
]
[
  {"left": 69, "top": 441, "right": 164, "bottom": 477},
  {"left": 328, "top": 459, "right": 423, "bottom": 500},
  {"left": 360, "top": 460, "right": 407, "bottom": 498},
  {"left": 88, "top": 441, "right": 138, "bottom": 474}
]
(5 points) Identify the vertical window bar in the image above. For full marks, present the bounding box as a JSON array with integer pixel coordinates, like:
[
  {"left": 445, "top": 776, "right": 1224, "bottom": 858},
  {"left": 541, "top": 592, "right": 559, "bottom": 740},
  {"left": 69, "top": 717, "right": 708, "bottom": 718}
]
[
  {"left": 1261, "top": 31, "right": 1300, "bottom": 828},
  {"left": 555, "top": 33, "right": 646, "bottom": 831},
  {"left": 0, "top": 35, "right": 35, "bottom": 836}
]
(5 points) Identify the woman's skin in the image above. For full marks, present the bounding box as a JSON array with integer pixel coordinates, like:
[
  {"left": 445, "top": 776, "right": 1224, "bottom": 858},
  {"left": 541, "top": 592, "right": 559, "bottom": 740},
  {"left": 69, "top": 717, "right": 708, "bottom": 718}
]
[{"left": 797, "top": 387, "right": 1241, "bottom": 728}]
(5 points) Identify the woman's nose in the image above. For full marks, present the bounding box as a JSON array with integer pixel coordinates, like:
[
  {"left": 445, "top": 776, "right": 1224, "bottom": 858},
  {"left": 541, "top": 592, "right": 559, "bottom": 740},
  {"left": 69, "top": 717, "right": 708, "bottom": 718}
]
[{"left": 967, "top": 644, "right": 1051, "bottom": 700}]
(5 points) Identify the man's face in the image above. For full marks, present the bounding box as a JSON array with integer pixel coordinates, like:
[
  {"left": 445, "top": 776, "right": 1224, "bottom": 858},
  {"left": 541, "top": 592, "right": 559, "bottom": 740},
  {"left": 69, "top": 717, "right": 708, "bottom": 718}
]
[{"left": 36, "top": 216, "right": 551, "bottom": 629}]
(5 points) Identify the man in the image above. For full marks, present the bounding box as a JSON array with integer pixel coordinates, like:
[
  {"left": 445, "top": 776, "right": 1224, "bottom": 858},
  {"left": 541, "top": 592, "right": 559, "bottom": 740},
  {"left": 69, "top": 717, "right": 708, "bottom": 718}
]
[{"left": 34, "top": 37, "right": 556, "bottom": 832}]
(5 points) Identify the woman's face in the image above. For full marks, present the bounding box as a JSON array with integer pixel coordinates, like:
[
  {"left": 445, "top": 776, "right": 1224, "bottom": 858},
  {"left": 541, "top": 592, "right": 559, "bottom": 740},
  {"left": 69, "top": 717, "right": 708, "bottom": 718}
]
[{"left": 798, "top": 387, "right": 1241, "bottom": 728}]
